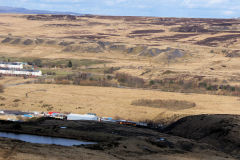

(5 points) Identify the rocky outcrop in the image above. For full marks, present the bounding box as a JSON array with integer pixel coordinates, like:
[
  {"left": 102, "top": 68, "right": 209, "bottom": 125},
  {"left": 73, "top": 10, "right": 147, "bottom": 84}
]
[
  {"left": 23, "top": 39, "right": 34, "bottom": 45},
  {"left": 63, "top": 45, "right": 103, "bottom": 53},
  {"left": 11, "top": 38, "right": 21, "bottom": 44},
  {"left": 224, "top": 50, "right": 240, "bottom": 57},
  {"left": 1, "top": 37, "right": 12, "bottom": 43},
  {"left": 0, "top": 36, "right": 185, "bottom": 57}
]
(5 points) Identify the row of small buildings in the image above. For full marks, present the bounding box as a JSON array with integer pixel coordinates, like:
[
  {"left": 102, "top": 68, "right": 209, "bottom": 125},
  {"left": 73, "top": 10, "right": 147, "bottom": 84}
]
[
  {"left": 0, "top": 62, "right": 42, "bottom": 77},
  {"left": 0, "top": 110, "right": 105, "bottom": 121},
  {"left": 0, "top": 110, "right": 152, "bottom": 128}
]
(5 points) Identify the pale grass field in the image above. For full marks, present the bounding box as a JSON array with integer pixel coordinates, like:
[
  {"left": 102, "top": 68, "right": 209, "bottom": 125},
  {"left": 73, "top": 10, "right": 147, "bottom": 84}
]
[{"left": 0, "top": 77, "right": 239, "bottom": 122}]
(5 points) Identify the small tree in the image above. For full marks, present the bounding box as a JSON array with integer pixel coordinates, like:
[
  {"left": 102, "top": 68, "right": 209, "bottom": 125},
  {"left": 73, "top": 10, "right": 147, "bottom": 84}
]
[
  {"left": 149, "top": 80, "right": 155, "bottom": 85},
  {"left": 68, "top": 60, "right": 72, "bottom": 68},
  {"left": 33, "top": 59, "right": 42, "bottom": 67}
]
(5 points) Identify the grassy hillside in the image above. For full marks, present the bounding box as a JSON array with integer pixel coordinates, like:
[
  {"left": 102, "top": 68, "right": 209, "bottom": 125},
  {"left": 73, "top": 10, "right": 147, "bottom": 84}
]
[{"left": 0, "top": 14, "right": 239, "bottom": 82}]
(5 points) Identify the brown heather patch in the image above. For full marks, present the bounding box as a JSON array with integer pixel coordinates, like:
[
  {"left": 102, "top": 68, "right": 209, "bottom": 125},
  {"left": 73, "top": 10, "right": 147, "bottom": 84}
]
[{"left": 131, "top": 99, "right": 196, "bottom": 111}]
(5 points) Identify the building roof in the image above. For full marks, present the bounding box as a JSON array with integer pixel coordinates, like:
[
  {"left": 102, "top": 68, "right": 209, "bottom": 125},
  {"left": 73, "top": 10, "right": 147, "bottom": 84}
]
[
  {"left": 0, "top": 68, "right": 41, "bottom": 72},
  {"left": 0, "top": 62, "right": 23, "bottom": 65}
]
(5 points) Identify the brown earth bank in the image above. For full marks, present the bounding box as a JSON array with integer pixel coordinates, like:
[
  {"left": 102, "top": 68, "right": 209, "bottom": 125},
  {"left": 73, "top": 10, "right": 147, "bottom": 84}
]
[{"left": 0, "top": 115, "right": 239, "bottom": 160}]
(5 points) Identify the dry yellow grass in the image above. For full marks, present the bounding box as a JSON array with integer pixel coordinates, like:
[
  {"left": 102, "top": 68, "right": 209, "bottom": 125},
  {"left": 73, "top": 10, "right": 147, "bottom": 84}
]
[
  {"left": 0, "top": 77, "right": 239, "bottom": 122},
  {"left": 0, "top": 14, "right": 239, "bottom": 83}
]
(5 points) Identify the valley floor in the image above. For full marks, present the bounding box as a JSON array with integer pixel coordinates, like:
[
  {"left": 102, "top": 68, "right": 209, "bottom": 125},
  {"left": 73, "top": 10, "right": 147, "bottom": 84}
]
[{"left": 0, "top": 77, "right": 240, "bottom": 123}]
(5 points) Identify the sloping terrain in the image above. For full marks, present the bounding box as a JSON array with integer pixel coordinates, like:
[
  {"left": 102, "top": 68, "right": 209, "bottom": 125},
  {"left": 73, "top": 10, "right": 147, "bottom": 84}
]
[
  {"left": 0, "top": 14, "right": 240, "bottom": 84},
  {"left": 164, "top": 114, "right": 240, "bottom": 158},
  {"left": 0, "top": 116, "right": 238, "bottom": 160}
]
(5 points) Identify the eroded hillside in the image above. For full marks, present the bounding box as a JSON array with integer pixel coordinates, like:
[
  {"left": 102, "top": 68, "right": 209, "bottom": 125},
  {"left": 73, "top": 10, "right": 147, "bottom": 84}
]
[{"left": 0, "top": 15, "right": 240, "bottom": 81}]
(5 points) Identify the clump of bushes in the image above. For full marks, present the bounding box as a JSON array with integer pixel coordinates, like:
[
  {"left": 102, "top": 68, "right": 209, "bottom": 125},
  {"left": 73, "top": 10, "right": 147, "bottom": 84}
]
[
  {"left": 149, "top": 76, "right": 240, "bottom": 97},
  {"left": 131, "top": 99, "right": 196, "bottom": 111},
  {"left": 104, "top": 67, "right": 120, "bottom": 74},
  {"left": 41, "top": 104, "right": 54, "bottom": 111},
  {"left": 13, "top": 99, "right": 21, "bottom": 102},
  {"left": 115, "top": 73, "right": 145, "bottom": 88},
  {"left": 46, "top": 71, "right": 56, "bottom": 76},
  {"left": 37, "top": 72, "right": 117, "bottom": 87}
]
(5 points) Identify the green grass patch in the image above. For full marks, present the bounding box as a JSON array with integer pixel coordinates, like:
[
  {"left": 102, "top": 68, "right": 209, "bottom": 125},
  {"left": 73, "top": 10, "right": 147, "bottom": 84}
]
[
  {"left": 81, "top": 68, "right": 105, "bottom": 74},
  {"left": 0, "top": 56, "right": 111, "bottom": 68}
]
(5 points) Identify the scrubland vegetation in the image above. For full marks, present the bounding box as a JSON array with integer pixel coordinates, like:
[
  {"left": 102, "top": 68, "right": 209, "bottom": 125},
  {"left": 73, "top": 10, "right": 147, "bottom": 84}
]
[
  {"left": 0, "top": 57, "right": 109, "bottom": 69},
  {"left": 0, "top": 14, "right": 240, "bottom": 122},
  {"left": 33, "top": 69, "right": 240, "bottom": 97},
  {"left": 131, "top": 99, "right": 196, "bottom": 110}
]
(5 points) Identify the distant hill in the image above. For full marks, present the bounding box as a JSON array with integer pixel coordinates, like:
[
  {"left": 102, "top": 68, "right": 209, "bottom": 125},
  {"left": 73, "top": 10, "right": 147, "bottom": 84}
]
[{"left": 0, "top": 6, "right": 82, "bottom": 15}]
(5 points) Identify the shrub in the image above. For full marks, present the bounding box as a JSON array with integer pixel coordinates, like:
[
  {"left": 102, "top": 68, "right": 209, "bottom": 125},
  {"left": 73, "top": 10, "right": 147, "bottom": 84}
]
[
  {"left": 68, "top": 60, "right": 73, "bottom": 68},
  {"left": 107, "top": 75, "right": 113, "bottom": 80},
  {"left": 131, "top": 99, "right": 196, "bottom": 111},
  {"left": 33, "top": 59, "right": 42, "bottom": 67},
  {"left": 149, "top": 80, "right": 155, "bottom": 85},
  {"left": 13, "top": 99, "right": 21, "bottom": 102},
  {"left": 47, "top": 71, "right": 56, "bottom": 75},
  {"left": 104, "top": 67, "right": 120, "bottom": 74},
  {"left": 115, "top": 73, "right": 145, "bottom": 88}
]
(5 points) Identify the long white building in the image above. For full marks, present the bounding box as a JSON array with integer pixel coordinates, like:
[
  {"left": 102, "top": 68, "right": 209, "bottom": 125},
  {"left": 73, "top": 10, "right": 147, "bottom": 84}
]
[
  {"left": 0, "top": 68, "right": 42, "bottom": 77},
  {"left": 67, "top": 114, "right": 98, "bottom": 121},
  {"left": 0, "top": 62, "right": 24, "bottom": 69},
  {"left": 0, "top": 62, "right": 42, "bottom": 77}
]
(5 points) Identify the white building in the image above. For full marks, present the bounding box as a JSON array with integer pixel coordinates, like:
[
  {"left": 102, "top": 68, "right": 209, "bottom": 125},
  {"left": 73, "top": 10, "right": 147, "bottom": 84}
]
[
  {"left": 0, "top": 62, "right": 24, "bottom": 69},
  {"left": 67, "top": 114, "right": 98, "bottom": 121},
  {"left": 0, "top": 62, "right": 42, "bottom": 77},
  {"left": 0, "top": 68, "right": 42, "bottom": 77}
]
